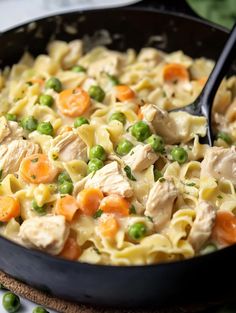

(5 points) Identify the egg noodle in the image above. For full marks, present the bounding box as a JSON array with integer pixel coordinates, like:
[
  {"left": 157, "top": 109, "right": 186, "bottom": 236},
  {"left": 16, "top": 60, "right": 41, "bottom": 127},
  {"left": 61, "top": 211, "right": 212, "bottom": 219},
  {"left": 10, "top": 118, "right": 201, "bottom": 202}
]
[{"left": 0, "top": 40, "right": 236, "bottom": 265}]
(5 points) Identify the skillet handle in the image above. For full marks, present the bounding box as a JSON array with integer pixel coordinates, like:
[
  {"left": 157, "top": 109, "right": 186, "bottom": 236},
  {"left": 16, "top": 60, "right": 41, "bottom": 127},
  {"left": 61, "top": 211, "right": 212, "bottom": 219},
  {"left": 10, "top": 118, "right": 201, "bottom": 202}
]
[{"left": 133, "top": 0, "right": 199, "bottom": 18}]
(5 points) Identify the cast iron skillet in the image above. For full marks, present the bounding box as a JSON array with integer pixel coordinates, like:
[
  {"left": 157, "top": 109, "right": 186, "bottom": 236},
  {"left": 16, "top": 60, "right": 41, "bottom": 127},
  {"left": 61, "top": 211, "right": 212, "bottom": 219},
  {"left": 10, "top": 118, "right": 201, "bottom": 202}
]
[{"left": 0, "top": 0, "right": 235, "bottom": 309}]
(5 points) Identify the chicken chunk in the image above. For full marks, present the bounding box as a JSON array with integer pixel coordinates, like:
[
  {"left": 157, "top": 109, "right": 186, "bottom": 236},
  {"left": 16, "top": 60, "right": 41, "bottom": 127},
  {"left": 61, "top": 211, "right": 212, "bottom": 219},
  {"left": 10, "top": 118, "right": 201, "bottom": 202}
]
[
  {"left": 0, "top": 116, "right": 25, "bottom": 144},
  {"left": 123, "top": 144, "right": 158, "bottom": 172},
  {"left": 201, "top": 146, "right": 236, "bottom": 185},
  {"left": 144, "top": 178, "right": 178, "bottom": 231},
  {"left": 19, "top": 215, "right": 69, "bottom": 255},
  {"left": 85, "top": 161, "right": 133, "bottom": 198},
  {"left": 50, "top": 130, "right": 88, "bottom": 162},
  {"left": 141, "top": 104, "right": 206, "bottom": 144},
  {"left": 188, "top": 201, "right": 216, "bottom": 251},
  {"left": 0, "top": 139, "right": 40, "bottom": 178}
]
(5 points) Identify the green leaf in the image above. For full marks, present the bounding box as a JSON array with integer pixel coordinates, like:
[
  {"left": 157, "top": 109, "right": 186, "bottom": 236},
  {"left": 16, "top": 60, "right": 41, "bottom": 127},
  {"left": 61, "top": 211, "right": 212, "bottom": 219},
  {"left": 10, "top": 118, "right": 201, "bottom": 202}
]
[
  {"left": 93, "top": 209, "right": 103, "bottom": 219},
  {"left": 129, "top": 205, "right": 136, "bottom": 215},
  {"left": 124, "top": 166, "right": 136, "bottom": 181}
]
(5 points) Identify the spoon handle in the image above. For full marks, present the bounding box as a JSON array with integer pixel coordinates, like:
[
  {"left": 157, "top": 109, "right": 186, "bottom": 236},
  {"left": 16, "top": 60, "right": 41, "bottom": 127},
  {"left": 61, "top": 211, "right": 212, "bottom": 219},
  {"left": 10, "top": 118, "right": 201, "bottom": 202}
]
[{"left": 200, "top": 23, "right": 236, "bottom": 145}]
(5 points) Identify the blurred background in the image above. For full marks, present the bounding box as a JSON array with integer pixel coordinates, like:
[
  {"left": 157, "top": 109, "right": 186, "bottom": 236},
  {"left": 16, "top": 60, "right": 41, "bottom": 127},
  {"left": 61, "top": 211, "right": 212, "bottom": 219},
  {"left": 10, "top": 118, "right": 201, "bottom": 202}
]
[{"left": 0, "top": 0, "right": 236, "bottom": 30}]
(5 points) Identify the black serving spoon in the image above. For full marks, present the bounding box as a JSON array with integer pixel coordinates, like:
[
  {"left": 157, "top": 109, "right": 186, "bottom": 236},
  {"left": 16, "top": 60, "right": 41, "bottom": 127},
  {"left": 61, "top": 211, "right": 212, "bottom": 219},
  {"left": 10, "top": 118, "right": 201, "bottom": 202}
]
[{"left": 171, "top": 23, "right": 236, "bottom": 146}]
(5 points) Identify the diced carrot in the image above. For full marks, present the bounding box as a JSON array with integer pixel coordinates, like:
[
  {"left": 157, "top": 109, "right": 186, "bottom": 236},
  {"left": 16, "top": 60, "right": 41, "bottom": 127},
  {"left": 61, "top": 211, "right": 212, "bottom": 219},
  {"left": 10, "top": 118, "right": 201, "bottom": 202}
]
[
  {"left": 59, "top": 237, "right": 81, "bottom": 261},
  {"left": 78, "top": 188, "right": 104, "bottom": 216},
  {"left": 99, "top": 194, "right": 130, "bottom": 217},
  {"left": 0, "top": 196, "right": 20, "bottom": 222},
  {"left": 20, "top": 154, "right": 58, "bottom": 184},
  {"left": 212, "top": 211, "right": 236, "bottom": 245},
  {"left": 55, "top": 195, "right": 79, "bottom": 222},
  {"left": 57, "top": 87, "right": 90, "bottom": 117},
  {"left": 98, "top": 215, "right": 119, "bottom": 238},
  {"left": 114, "top": 85, "right": 135, "bottom": 102},
  {"left": 163, "top": 63, "right": 189, "bottom": 83},
  {"left": 137, "top": 107, "right": 144, "bottom": 120},
  {"left": 29, "top": 78, "right": 45, "bottom": 87}
]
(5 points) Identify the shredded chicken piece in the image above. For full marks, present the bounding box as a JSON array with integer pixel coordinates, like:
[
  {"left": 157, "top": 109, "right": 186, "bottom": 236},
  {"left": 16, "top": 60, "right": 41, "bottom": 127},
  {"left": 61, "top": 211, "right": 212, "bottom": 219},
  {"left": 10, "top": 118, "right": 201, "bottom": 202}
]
[
  {"left": 123, "top": 144, "right": 158, "bottom": 172},
  {"left": 19, "top": 215, "right": 69, "bottom": 255},
  {"left": 85, "top": 161, "right": 133, "bottom": 198},
  {"left": 201, "top": 146, "right": 236, "bottom": 185},
  {"left": 188, "top": 201, "right": 216, "bottom": 251},
  {"left": 0, "top": 139, "right": 40, "bottom": 178},
  {"left": 50, "top": 130, "right": 87, "bottom": 162},
  {"left": 144, "top": 178, "right": 178, "bottom": 231},
  {"left": 0, "top": 116, "right": 25, "bottom": 144}
]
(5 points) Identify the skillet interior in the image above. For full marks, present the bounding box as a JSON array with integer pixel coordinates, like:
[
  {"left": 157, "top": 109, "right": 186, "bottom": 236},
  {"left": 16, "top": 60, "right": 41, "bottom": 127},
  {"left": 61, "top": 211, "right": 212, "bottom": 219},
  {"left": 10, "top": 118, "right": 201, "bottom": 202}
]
[{"left": 0, "top": 7, "right": 235, "bottom": 309}]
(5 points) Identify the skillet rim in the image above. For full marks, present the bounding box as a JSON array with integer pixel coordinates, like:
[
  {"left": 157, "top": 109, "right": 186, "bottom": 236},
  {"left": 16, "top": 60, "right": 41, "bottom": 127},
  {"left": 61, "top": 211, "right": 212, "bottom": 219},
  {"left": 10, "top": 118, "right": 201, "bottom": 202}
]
[{"left": 0, "top": 6, "right": 233, "bottom": 270}]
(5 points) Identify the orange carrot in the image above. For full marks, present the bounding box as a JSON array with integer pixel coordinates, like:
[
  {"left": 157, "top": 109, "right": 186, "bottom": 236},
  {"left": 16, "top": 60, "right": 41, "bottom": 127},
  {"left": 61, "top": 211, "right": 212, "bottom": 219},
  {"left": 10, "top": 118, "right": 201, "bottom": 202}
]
[
  {"left": 78, "top": 188, "right": 104, "bottom": 216},
  {"left": 57, "top": 126, "right": 73, "bottom": 135},
  {"left": 59, "top": 237, "right": 81, "bottom": 261},
  {"left": 57, "top": 87, "right": 90, "bottom": 117},
  {"left": 20, "top": 154, "right": 58, "bottom": 184},
  {"left": 99, "top": 194, "right": 130, "bottom": 217},
  {"left": 0, "top": 196, "right": 20, "bottom": 222},
  {"left": 163, "top": 63, "right": 189, "bottom": 83},
  {"left": 114, "top": 85, "right": 135, "bottom": 102},
  {"left": 197, "top": 77, "right": 208, "bottom": 86},
  {"left": 55, "top": 195, "right": 79, "bottom": 222},
  {"left": 29, "top": 78, "right": 45, "bottom": 87},
  {"left": 212, "top": 211, "right": 236, "bottom": 245},
  {"left": 137, "top": 107, "right": 144, "bottom": 120},
  {"left": 98, "top": 215, "right": 119, "bottom": 238}
]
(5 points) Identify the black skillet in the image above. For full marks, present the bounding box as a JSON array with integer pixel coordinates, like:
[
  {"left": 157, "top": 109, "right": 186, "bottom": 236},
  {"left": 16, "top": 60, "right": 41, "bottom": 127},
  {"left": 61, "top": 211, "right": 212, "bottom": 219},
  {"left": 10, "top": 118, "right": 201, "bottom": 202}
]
[{"left": 0, "top": 0, "right": 236, "bottom": 309}]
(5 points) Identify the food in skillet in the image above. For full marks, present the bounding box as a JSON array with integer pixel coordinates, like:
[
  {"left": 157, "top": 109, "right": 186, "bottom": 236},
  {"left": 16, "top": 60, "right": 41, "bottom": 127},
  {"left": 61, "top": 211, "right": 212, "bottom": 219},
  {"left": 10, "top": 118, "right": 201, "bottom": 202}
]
[{"left": 0, "top": 40, "right": 236, "bottom": 265}]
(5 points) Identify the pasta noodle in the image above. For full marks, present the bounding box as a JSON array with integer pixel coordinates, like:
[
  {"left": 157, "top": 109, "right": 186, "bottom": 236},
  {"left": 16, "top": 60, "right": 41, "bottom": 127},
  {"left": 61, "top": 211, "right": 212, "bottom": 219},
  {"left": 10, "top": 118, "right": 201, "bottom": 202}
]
[{"left": 0, "top": 40, "right": 235, "bottom": 265}]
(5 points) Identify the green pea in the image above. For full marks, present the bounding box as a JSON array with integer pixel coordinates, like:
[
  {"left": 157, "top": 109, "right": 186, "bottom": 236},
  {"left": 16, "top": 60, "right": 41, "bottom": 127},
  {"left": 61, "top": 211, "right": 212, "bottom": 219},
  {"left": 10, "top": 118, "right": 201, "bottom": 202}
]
[
  {"left": 217, "top": 131, "right": 232, "bottom": 144},
  {"left": 32, "top": 307, "right": 49, "bottom": 313},
  {"left": 71, "top": 65, "right": 86, "bottom": 73},
  {"left": 154, "top": 169, "right": 163, "bottom": 182},
  {"left": 45, "top": 77, "right": 62, "bottom": 93},
  {"left": 88, "top": 158, "right": 104, "bottom": 173},
  {"left": 128, "top": 222, "right": 147, "bottom": 241},
  {"left": 131, "top": 121, "right": 151, "bottom": 142},
  {"left": 32, "top": 200, "right": 46, "bottom": 215},
  {"left": 2, "top": 292, "right": 21, "bottom": 313},
  {"left": 5, "top": 113, "right": 17, "bottom": 121},
  {"left": 171, "top": 147, "right": 188, "bottom": 164},
  {"left": 89, "top": 145, "right": 106, "bottom": 161},
  {"left": 39, "top": 94, "right": 54, "bottom": 107},
  {"left": 58, "top": 181, "right": 74, "bottom": 195},
  {"left": 107, "top": 74, "right": 119, "bottom": 86},
  {"left": 88, "top": 85, "right": 105, "bottom": 102},
  {"left": 200, "top": 244, "right": 218, "bottom": 255},
  {"left": 57, "top": 172, "right": 72, "bottom": 184},
  {"left": 146, "top": 134, "right": 164, "bottom": 153},
  {"left": 37, "top": 122, "right": 54, "bottom": 136},
  {"left": 21, "top": 116, "right": 38, "bottom": 132},
  {"left": 116, "top": 139, "right": 134, "bottom": 156},
  {"left": 74, "top": 117, "right": 89, "bottom": 128},
  {"left": 109, "top": 112, "right": 126, "bottom": 125}
]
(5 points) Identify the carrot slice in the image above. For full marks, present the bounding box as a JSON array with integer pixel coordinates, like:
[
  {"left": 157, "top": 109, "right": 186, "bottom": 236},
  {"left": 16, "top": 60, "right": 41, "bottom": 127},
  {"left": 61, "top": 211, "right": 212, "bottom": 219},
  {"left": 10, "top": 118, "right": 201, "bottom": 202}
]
[
  {"left": 59, "top": 237, "right": 81, "bottom": 260},
  {"left": 99, "top": 194, "right": 130, "bottom": 217},
  {"left": 114, "top": 85, "right": 135, "bottom": 102},
  {"left": 29, "top": 78, "right": 45, "bottom": 87},
  {"left": 0, "top": 196, "right": 20, "bottom": 222},
  {"left": 55, "top": 195, "right": 79, "bottom": 222},
  {"left": 98, "top": 215, "right": 119, "bottom": 238},
  {"left": 163, "top": 63, "right": 189, "bottom": 83},
  {"left": 197, "top": 77, "right": 207, "bottom": 86},
  {"left": 78, "top": 188, "right": 104, "bottom": 216},
  {"left": 57, "top": 87, "right": 90, "bottom": 117},
  {"left": 137, "top": 107, "right": 144, "bottom": 120},
  {"left": 212, "top": 211, "right": 236, "bottom": 245},
  {"left": 20, "top": 154, "right": 58, "bottom": 184}
]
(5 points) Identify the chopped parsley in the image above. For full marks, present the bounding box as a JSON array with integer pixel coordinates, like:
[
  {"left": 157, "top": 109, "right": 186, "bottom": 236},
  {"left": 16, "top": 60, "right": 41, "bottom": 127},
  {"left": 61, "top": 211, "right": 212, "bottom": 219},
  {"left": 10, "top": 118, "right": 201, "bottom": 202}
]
[
  {"left": 93, "top": 209, "right": 103, "bottom": 219},
  {"left": 124, "top": 166, "right": 136, "bottom": 181},
  {"left": 0, "top": 169, "right": 2, "bottom": 181},
  {"left": 31, "top": 175, "right": 36, "bottom": 179},
  {"left": 146, "top": 216, "right": 154, "bottom": 223},
  {"left": 93, "top": 247, "right": 101, "bottom": 255},
  {"left": 129, "top": 205, "right": 136, "bottom": 215},
  {"left": 217, "top": 195, "right": 223, "bottom": 199},
  {"left": 185, "top": 182, "right": 196, "bottom": 187},
  {"left": 31, "top": 158, "right": 38, "bottom": 163},
  {"left": 159, "top": 177, "right": 166, "bottom": 183}
]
